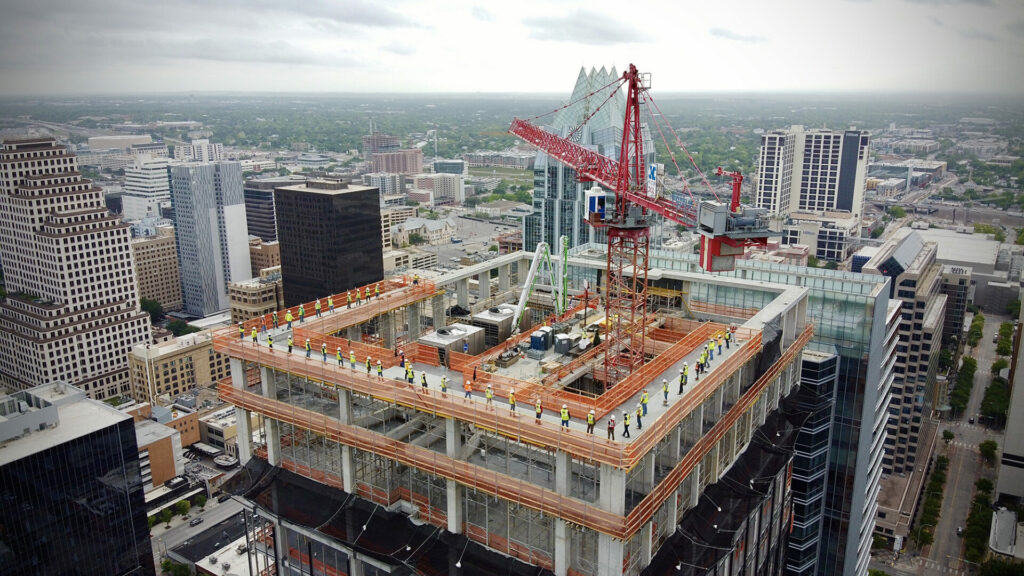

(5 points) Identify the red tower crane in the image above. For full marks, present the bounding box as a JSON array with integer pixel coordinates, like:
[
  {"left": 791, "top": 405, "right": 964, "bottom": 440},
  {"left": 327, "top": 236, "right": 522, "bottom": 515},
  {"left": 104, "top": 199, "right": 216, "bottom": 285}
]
[{"left": 509, "top": 64, "right": 774, "bottom": 387}]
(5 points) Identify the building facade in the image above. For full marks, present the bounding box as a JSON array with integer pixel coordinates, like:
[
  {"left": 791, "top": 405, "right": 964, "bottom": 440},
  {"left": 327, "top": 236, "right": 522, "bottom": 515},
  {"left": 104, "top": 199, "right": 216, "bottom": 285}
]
[
  {"left": 228, "top": 267, "right": 285, "bottom": 323},
  {"left": 0, "top": 138, "right": 150, "bottom": 400},
  {"left": 362, "top": 172, "right": 405, "bottom": 198},
  {"left": 372, "top": 149, "right": 423, "bottom": 175},
  {"left": 129, "top": 330, "right": 230, "bottom": 405},
  {"left": 170, "top": 161, "right": 252, "bottom": 317},
  {"left": 433, "top": 158, "right": 466, "bottom": 175},
  {"left": 173, "top": 138, "right": 224, "bottom": 162},
  {"left": 939, "top": 264, "right": 972, "bottom": 348},
  {"left": 997, "top": 303, "right": 1024, "bottom": 503},
  {"left": 0, "top": 383, "right": 154, "bottom": 576},
  {"left": 274, "top": 178, "right": 384, "bottom": 307},
  {"left": 243, "top": 176, "right": 297, "bottom": 242},
  {"left": 862, "top": 229, "right": 947, "bottom": 475},
  {"left": 361, "top": 131, "right": 400, "bottom": 163},
  {"left": 132, "top": 224, "right": 183, "bottom": 312},
  {"left": 412, "top": 173, "right": 464, "bottom": 205},
  {"left": 122, "top": 155, "right": 171, "bottom": 221},
  {"left": 248, "top": 237, "right": 281, "bottom": 277}
]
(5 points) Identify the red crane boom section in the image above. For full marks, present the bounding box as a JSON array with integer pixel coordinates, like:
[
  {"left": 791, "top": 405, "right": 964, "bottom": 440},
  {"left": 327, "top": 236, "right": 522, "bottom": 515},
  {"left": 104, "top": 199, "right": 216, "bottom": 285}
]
[{"left": 508, "top": 117, "right": 697, "bottom": 227}]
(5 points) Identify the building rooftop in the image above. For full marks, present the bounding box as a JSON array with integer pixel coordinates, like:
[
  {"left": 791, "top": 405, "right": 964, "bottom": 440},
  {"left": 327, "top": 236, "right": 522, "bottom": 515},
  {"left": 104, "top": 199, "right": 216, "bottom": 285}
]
[
  {"left": 0, "top": 383, "right": 129, "bottom": 466},
  {"left": 915, "top": 228, "right": 999, "bottom": 267},
  {"left": 200, "top": 406, "right": 238, "bottom": 428},
  {"left": 134, "top": 418, "right": 177, "bottom": 447},
  {"left": 276, "top": 178, "right": 374, "bottom": 196}
]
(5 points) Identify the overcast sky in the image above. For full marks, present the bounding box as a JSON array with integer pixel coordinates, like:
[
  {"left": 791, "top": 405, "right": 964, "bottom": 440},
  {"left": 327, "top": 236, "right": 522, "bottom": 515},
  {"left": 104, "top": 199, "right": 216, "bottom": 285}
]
[{"left": 2, "top": 0, "right": 1023, "bottom": 96}]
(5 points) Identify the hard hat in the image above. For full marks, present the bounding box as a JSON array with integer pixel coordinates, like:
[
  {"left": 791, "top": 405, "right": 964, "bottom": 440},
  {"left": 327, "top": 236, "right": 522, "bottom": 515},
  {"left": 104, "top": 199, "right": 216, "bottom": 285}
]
[
  {"left": 623, "top": 411, "right": 627, "bottom": 416},
  {"left": 238, "top": 321, "right": 243, "bottom": 325},
  {"left": 684, "top": 361, "right": 688, "bottom": 366},
  {"left": 589, "top": 409, "right": 595, "bottom": 414},
  {"left": 367, "top": 355, "right": 371, "bottom": 360},
  {"left": 610, "top": 414, "right": 615, "bottom": 420},
  {"left": 637, "top": 403, "right": 642, "bottom": 410},
  {"left": 487, "top": 384, "right": 492, "bottom": 388},
  {"left": 305, "top": 338, "right": 310, "bottom": 342},
  {"left": 349, "top": 350, "right": 353, "bottom": 354},
  {"left": 377, "top": 360, "right": 381, "bottom": 364},
  {"left": 562, "top": 404, "right": 567, "bottom": 409},
  {"left": 663, "top": 378, "right": 667, "bottom": 383},
  {"left": 337, "top": 347, "right": 341, "bottom": 351}
]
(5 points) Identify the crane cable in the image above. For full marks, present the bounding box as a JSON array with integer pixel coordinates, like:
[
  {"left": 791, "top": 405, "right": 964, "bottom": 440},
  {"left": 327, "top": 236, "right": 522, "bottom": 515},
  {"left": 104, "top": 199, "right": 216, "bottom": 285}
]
[{"left": 644, "top": 91, "right": 722, "bottom": 201}]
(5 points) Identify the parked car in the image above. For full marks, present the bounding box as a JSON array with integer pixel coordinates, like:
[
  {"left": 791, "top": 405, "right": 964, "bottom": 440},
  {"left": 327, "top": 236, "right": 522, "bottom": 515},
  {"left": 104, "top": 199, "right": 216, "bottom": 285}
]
[
  {"left": 189, "top": 517, "right": 204, "bottom": 527},
  {"left": 217, "top": 493, "right": 232, "bottom": 503},
  {"left": 969, "top": 417, "right": 975, "bottom": 424}
]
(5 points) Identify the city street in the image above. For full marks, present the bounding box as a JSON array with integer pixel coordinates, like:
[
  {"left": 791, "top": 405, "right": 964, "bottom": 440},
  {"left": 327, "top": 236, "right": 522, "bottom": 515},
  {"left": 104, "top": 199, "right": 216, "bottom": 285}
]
[
  {"left": 924, "top": 313, "right": 1005, "bottom": 572},
  {"left": 150, "top": 497, "right": 244, "bottom": 568}
]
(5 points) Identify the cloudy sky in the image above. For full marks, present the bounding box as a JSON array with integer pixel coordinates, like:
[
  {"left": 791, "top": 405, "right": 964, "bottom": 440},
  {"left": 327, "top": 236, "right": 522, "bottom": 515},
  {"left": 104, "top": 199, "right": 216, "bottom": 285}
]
[{"left": 1, "top": 0, "right": 1022, "bottom": 96}]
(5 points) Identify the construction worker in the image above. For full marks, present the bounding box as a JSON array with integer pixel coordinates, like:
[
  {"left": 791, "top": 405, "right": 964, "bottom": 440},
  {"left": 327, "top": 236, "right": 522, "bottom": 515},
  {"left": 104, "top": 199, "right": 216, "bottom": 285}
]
[
  {"left": 328, "top": 295, "right": 334, "bottom": 313},
  {"left": 635, "top": 404, "right": 643, "bottom": 430},
  {"left": 586, "top": 409, "right": 596, "bottom": 434},
  {"left": 407, "top": 365, "right": 414, "bottom": 384},
  {"left": 560, "top": 404, "right": 570, "bottom": 429},
  {"left": 336, "top": 347, "right": 343, "bottom": 366},
  {"left": 413, "top": 274, "right": 419, "bottom": 285},
  {"left": 315, "top": 299, "right": 322, "bottom": 318},
  {"left": 304, "top": 338, "right": 311, "bottom": 358},
  {"left": 251, "top": 326, "right": 258, "bottom": 344},
  {"left": 463, "top": 340, "right": 469, "bottom": 354},
  {"left": 298, "top": 304, "right": 306, "bottom": 323},
  {"left": 440, "top": 375, "right": 447, "bottom": 393},
  {"left": 662, "top": 379, "right": 669, "bottom": 405},
  {"left": 267, "top": 334, "right": 273, "bottom": 350},
  {"left": 399, "top": 350, "right": 405, "bottom": 368},
  {"left": 485, "top": 385, "right": 494, "bottom": 406},
  {"left": 356, "top": 288, "right": 363, "bottom": 306},
  {"left": 420, "top": 371, "right": 428, "bottom": 389},
  {"left": 288, "top": 336, "right": 293, "bottom": 353},
  {"left": 622, "top": 411, "right": 631, "bottom": 439},
  {"left": 238, "top": 322, "right": 244, "bottom": 340},
  {"left": 641, "top": 389, "right": 649, "bottom": 416},
  {"left": 347, "top": 291, "right": 352, "bottom": 309},
  {"left": 272, "top": 311, "right": 279, "bottom": 328},
  {"left": 321, "top": 342, "right": 327, "bottom": 362},
  {"left": 377, "top": 360, "right": 383, "bottom": 381},
  {"left": 260, "top": 318, "right": 267, "bottom": 335},
  {"left": 607, "top": 415, "right": 616, "bottom": 440},
  {"left": 508, "top": 389, "right": 516, "bottom": 415},
  {"left": 535, "top": 398, "right": 543, "bottom": 423},
  {"left": 679, "top": 365, "right": 688, "bottom": 394},
  {"left": 708, "top": 338, "right": 715, "bottom": 361},
  {"left": 717, "top": 335, "right": 724, "bottom": 355},
  {"left": 349, "top": 350, "right": 356, "bottom": 369},
  {"left": 366, "top": 356, "right": 372, "bottom": 375},
  {"left": 375, "top": 283, "right": 380, "bottom": 299},
  {"left": 725, "top": 328, "right": 732, "bottom": 349},
  {"left": 464, "top": 380, "right": 473, "bottom": 399},
  {"left": 285, "top": 310, "right": 294, "bottom": 329}
]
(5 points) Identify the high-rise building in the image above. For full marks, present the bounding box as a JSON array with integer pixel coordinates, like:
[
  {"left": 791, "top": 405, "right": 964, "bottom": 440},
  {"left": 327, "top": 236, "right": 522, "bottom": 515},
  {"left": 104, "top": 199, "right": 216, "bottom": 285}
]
[
  {"left": 129, "top": 329, "right": 230, "bottom": 405},
  {"left": 173, "top": 138, "right": 224, "bottom": 162},
  {"left": 170, "top": 161, "right": 252, "bottom": 317},
  {"left": 362, "top": 172, "right": 406, "bottom": 201},
  {"left": 0, "top": 382, "right": 154, "bottom": 576},
  {"left": 242, "top": 176, "right": 300, "bottom": 242},
  {"left": 997, "top": 303, "right": 1024, "bottom": 503},
  {"left": 523, "top": 66, "right": 654, "bottom": 252},
  {"left": 274, "top": 178, "right": 384, "bottom": 307},
  {"left": 862, "top": 228, "right": 947, "bottom": 475},
  {"left": 131, "top": 224, "right": 183, "bottom": 312},
  {"left": 361, "top": 131, "right": 400, "bottom": 163},
  {"left": 939, "top": 265, "right": 972, "bottom": 348},
  {"left": 433, "top": 158, "right": 466, "bottom": 175},
  {"left": 0, "top": 138, "right": 151, "bottom": 400},
  {"left": 756, "top": 126, "right": 870, "bottom": 220},
  {"left": 372, "top": 148, "right": 423, "bottom": 175},
  {"left": 122, "top": 155, "right": 171, "bottom": 221},
  {"left": 248, "top": 237, "right": 281, "bottom": 277},
  {"left": 412, "top": 172, "right": 464, "bottom": 206}
]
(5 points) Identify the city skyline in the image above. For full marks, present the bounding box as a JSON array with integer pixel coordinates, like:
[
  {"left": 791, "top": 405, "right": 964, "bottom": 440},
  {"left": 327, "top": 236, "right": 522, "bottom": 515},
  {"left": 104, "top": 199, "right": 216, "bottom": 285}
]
[{"left": 1, "top": 0, "right": 1024, "bottom": 96}]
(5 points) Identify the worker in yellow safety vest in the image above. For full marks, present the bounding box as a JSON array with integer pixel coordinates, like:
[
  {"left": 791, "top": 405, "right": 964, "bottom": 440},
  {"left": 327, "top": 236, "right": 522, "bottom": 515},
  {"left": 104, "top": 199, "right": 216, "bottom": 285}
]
[
  {"left": 267, "top": 334, "right": 273, "bottom": 350},
  {"left": 304, "top": 338, "right": 311, "bottom": 358},
  {"left": 560, "top": 405, "right": 570, "bottom": 429},
  {"left": 321, "top": 342, "right": 327, "bottom": 362},
  {"left": 336, "top": 347, "right": 343, "bottom": 366},
  {"left": 251, "top": 327, "right": 257, "bottom": 343},
  {"left": 485, "top": 385, "right": 494, "bottom": 406},
  {"left": 586, "top": 410, "right": 596, "bottom": 434},
  {"left": 347, "top": 291, "right": 352, "bottom": 309},
  {"left": 356, "top": 288, "right": 363, "bottom": 305},
  {"left": 375, "top": 283, "right": 380, "bottom": 299},
  {"left": 641, "top": 389, "right": 649, "bottom": 416},
  {"left": 535, "top": 398, "right": 543, "bottom": 423},
  {"left": 622, "top": 411, "right": 631, "bottom": 438},
  {"left": 238, "top": 322, "right": 244, "bottom": 339},
  {"left": 377, "top": 360, "right": 383, "bottom": 380},
  {"left": 288, "top": 336, "right": 293, "bottom": 353},
  {"left": 508, "top": 390, "right": 516, "bottom": 415},
  {"left": 285, "top": 310, "right": 294, "bottom": 329},
  {"left": 327, "top": 295, "right": 334, "bottom": 313},
  {"left": 298, "top": 304, "right": 305, "bottom": 323},
  {"left": 349, "top": 350, "right": 356, "bottom": 369}
]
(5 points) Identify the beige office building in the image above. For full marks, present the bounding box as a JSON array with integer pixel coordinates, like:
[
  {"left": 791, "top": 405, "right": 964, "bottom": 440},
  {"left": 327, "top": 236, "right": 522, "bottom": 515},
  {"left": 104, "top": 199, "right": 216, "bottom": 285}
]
[
  {"left": 131, "top": 225, "right": 183, "bottom": 311},
  {"left": 129, "top": 330, "right": 230, "bottom": 405}
]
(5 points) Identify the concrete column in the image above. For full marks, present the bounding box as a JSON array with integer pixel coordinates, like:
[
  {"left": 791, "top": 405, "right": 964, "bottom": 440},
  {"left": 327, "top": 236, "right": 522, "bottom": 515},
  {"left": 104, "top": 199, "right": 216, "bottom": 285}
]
[
  {"left": 236, "top": 407, "right": 253, "bottom": 464},
  {"left": 498, "top": 265, "right": 511, "bottom": 292},
  {"left": 555, "top": 450, "right": 571, "bottom": 495},
  {"left": 517, "top": 258, "right": 529, "bottom": 286},
  {"left": 408, "top": 301, "right": 421, "bottom": 339},
  {"left": 230, "top": 358, "right": 248, "bottom": 389},
  {"left": 598, "top": 464, "right": 626, "bottom": 515},
  {"left": 260, "top": 366, "right": 277, "bottom": 398},
  {"left": 266, "top": 417, "right": 281, "bottom": 466},
  {"left": 457, "top": 279, "right": 469, "bottom": 308},
  {"left": 643, "top": 452, "right": 657, "bottom": 492},
  {"left": 341, "top": 446, "right": 354, "bottom": 493},
  {"left": 446, "top": 480, "right": 464, "bottom": 534},
  {"left": 664, "top": 488, "right": 679, "bottom": 533},
  {"left": 348, "top": 555, "right": 365, "bottom": 576},
  {"left": 272, "top": 518, "right": 288, "bottom": 574},
  {"left": 445, "top": 418, "right": 462, "bottom": 457},
  {"left": 380, "top": 313, "right": 395, "bottom": 348},
  {"left": 338, "top": 389, "right": 353, "bottom": 425},
  {"left": 688, "top": 464, "right": 701, "bottom": 508},
  {"left": 639, "top": 521, "right": 654, "bottom": 568},
  {"left": 477, "top": 271, "right": 491, "bottom": 300},
  {"left": 554, "top": 520, "right": 569, "bottom": 576},
  {"left": 432, "top": 296, "right": 446, "bottom": 329},
  {"left": 597, "top": 533, "right": 624, "bottom": 576},
  {"left": 347, "top": 325, "right": 360, "bottom": 341}
]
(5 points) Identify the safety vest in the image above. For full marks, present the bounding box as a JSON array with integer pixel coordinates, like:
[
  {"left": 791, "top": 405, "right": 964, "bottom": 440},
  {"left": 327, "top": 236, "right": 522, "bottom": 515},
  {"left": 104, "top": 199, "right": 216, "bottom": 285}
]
[
  {"left": 357, "top": 289, "right": 363, "bottom": 301},
  {"left": 662, "top": 381, "right": 669, "bottom": 393},
  {"left": 337, "top": 350, "right": 342, "bottom": 362},
  {"left": 536, "top": 400, "right": 542, "bottom": 413},
  {"left": 305, "top": 341, "right": 311, "bottom": 351},
  {"left": 641, "top": 392, "right": 648, "bottom": 406},
  {"left": 508, "top": 392, "right": 515, "bottom": 406},
  {"left": 288, "top": 337, "right": 293, "bottom": 347},
  {"left": 347, "top": 292, "right": 352, "bottom": 304},
  {"left": 239, "top": 325, "right": 244, "bottom": 336},
  {"left": 299, "top": 305, "right": 305, "bottom": 316},
  {"left": 725, "top": 331, "right": 731, "bottom": 341},
  {"left": 268, "top": 336, "right": 273, "bottom": 346},
  {"left": 485, "top": 388, "right": 493, "bottom": 400},
  {"left": 464, "top": 382, "right": 472, "bottom": 392},
  {"left": 421, "top": 373, "right": 427, "bottom": 384},
  {"left": 328, "top": 297, "right": 333, "bottom": 308},
  {"left": 440, "top": 377, "right": 447, "bottom": 391},
  {"left": 315, "top": 300, "right": 321, "bottom": 311},
  {"left": 321, "top": 344, "right": 326, "bottom": 354},
  {"left": 378, "top": 364, "right": 384, "bottom": 376},
  {"left": 272, "top": 312, "right": 278, "bottom": 324},
  {"left": 587, "top": 412, "right": 595, "bottom": 425},
  {"left": 251, "top": 328, "right": 257, "bottom": 339},
  {"left": 350, "top": 352, "right": 356, "bottom": 364},
  {"left": 286, "top": 312, "right": 293, "bottom": 322},
  {"left": 560, "top": 408, "right": 569, "bottom": 422},
  {"left": 624, "top": 413, "right": 631, "bottom": 426}
]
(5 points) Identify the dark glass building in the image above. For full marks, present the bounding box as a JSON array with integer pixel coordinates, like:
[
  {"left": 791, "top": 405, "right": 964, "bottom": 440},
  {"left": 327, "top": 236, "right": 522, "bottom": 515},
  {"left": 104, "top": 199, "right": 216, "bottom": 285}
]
[
  {"left": 275, "top": 178, "right": 384, "bottom": 307},
  {"left": 0, "top": 383, "right": 154, "bottom": 576},
  {"left": 243, "top": 176, "right": 302, "bottom": 242}
]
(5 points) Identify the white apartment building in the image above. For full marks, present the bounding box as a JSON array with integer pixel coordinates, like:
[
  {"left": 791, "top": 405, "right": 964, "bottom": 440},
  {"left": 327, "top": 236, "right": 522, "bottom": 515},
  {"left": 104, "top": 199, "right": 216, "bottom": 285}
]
[
  {"left": 122, "top": 155, "right": 171, "bottom": 221},
  {"left": 170, "top": 161, "right": 252, "bottom": 317},
  {"left": 0, "top": 138, "right": 151, "bottom": 400},
  {"left": 173, "top": 138, "right": 224, "bottom": 163},
  {"left": 412, "top": 172, "right": 464, "bottom": 205}
]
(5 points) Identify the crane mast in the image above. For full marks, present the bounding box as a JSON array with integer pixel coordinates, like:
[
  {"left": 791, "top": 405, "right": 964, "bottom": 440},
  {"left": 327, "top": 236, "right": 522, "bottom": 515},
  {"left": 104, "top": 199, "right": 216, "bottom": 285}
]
[{"left": 509, "top": 64, "right": 774, "bottom": 388}]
